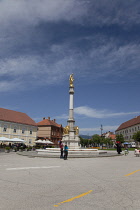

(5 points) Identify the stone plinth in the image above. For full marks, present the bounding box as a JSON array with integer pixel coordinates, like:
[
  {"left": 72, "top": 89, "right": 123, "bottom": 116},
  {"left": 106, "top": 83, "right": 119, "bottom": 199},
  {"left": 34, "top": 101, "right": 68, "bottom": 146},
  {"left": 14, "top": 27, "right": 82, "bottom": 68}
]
[
  {"left": 36, "top": 148, "right": 100, "bottom": 158},
  {"left": 62, "top": 134, "right": 80, "bottom": 149}
]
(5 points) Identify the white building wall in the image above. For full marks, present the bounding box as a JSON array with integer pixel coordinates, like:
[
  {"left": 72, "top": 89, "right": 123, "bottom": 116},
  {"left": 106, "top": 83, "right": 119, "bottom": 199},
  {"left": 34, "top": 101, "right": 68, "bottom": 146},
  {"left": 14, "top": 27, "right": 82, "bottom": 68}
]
[
  {"left": 116, "top": 124, "right": 140, "bottom": 141},
  {"left": 0, "top": 120, "right": 37, "bottom": 146}
]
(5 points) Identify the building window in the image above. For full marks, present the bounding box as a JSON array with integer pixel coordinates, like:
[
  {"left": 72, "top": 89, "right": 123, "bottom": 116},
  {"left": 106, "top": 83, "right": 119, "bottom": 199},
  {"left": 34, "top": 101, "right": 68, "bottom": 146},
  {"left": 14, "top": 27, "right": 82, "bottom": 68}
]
[
  {"left": 22, "top": 128, "right": 25, "bottom": 134},
  {"left": 129, "top": 129, "right": 131, "bottom": 132},
  {"left": 138, "top": 126, "right": 139, "bottom": 130},
  {"left": 3, "top": 125, "right": 7, "bottom": 132},
  {"left": 29, "top": 139, "right": 32, "bottom": 144},
  {"left": 13, "top": 127, "right": 17, "bottom": 133},
  {"left": 30, "top": 130, "right": 32, "bottom": 135}
]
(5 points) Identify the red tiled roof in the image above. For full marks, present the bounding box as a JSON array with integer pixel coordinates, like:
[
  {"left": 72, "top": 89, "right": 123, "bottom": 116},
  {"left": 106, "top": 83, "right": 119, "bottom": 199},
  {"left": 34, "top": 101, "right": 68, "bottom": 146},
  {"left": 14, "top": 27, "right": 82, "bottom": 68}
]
[
  {"left": 109, "top": 134, "right": 116, "bottom": 140},
  {"left": 116, "top": 115, "right": 140, "bottom": 131},
  {"left": 0, "top": 107, "right": 37, "bottom": 126},
  {"left": 37, "top": 118, "right": 62, "bottom": 127}
]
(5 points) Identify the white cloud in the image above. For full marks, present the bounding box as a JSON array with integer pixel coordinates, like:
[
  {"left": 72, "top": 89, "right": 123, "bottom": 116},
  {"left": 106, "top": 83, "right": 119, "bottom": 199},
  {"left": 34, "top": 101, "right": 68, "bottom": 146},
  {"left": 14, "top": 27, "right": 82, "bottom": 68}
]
[
  {"left": 0, "top": 1, "right": 140, "bottom": 92},
  {"left": 86, "top": 0, "right": 140, "bottom": 27},
  {"left": 0, "top": 54, "right": 71, "bottom": 91},
  {"left": 0, "top": 0, "right": 139, "bottom": 29},
  {"left": 0, "top": 0, "right": 87, "bottom": 28},
  {"left": 74, "top": 106, "right": 140, "bottom": 118},
  {"left": 0, "top": 56, "right": 40, "bottom": 76},
  {"left": 53, "top": 114, "right": 68, "bottom": 120},
  {"left": 87, "top": 42, "right": 140, "bottom": 79},
  {"left": 33, "top": 117, "right": 43, "bottom": 123},
  {"left": 0, "top": 80, "right": 22, "bottom": 92},
  {"left": 0, "top": 41, "right": 140, "bottom": 92},
  {"left": 80, "top": 125, "right": 119, "bottom": 133}
]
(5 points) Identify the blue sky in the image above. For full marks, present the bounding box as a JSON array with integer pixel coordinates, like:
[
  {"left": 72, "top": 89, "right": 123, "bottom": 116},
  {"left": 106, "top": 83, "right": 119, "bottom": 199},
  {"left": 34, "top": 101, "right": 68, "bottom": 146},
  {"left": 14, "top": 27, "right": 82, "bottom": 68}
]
[{"left": 0, "top": 0, "right": 140, "bottom": 135}]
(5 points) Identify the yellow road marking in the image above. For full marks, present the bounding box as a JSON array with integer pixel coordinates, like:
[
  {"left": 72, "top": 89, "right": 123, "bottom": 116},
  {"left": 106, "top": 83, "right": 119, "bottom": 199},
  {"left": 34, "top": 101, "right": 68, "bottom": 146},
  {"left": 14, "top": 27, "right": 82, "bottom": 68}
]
[
  {"left": 125, "top": 169, "right": 140, "bottom": 177},
  {"left": 54, "top": 190, "right": 93, "bottom": 207}
]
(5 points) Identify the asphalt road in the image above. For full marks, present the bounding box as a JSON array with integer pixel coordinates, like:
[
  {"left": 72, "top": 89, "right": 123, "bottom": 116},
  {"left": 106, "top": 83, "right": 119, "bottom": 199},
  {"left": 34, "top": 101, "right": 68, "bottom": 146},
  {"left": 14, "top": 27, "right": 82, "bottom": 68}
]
[{"left": 0, "top": 151, "right": 139, "bottom": 210}]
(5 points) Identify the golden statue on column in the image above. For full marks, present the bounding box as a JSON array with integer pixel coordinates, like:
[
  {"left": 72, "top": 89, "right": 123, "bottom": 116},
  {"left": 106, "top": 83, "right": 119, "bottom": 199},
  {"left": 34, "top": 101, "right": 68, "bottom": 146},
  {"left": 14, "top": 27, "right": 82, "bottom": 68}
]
[{"left": 69, "top": 73, "right": 74, "bottom": 87}]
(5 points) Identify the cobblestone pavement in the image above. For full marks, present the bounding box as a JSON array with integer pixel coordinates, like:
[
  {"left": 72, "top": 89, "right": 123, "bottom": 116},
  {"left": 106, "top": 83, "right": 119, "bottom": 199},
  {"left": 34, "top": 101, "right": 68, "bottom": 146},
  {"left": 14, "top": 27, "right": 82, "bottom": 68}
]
[{"left": 0, "top": 151, "right": 139, "bottom": 210}]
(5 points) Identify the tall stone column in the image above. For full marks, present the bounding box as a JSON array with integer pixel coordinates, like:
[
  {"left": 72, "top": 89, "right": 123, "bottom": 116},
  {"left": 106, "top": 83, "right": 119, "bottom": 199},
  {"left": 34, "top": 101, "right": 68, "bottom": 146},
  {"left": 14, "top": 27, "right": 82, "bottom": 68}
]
[
  {"left": 67, "top": 82, "right": 75, "bottom": 137},
  {"left": 62, "top": 74, "right": 80, "bottom": 149}
]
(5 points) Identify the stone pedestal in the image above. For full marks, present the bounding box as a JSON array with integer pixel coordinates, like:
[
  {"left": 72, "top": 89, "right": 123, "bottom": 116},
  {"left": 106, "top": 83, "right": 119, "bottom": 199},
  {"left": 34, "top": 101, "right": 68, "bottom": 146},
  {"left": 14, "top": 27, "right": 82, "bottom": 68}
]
[{"left": 62, "top": 134, "right": 80, "bottom": 149}]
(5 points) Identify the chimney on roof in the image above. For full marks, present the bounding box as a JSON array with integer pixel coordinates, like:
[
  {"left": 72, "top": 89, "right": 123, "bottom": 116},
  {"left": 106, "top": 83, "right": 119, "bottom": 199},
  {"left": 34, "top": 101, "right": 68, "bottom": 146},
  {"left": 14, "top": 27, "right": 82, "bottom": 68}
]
[
  {"left": 54, "top": 119, "right": 56, "bottom": 122},
  {"left": 43, "top": 117, "right": 46, "bottom": 120},
  {"left": 48, "top": 117, "right": 50, "bottom": 120}
]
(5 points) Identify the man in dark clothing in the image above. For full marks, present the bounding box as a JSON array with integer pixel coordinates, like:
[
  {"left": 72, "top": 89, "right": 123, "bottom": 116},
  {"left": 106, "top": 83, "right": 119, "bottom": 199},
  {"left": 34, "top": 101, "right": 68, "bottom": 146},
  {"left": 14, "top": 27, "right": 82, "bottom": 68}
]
[
  {"left": 59, "top": 141, "right": 64, "bottom": 159},
  {"left": 116, "top": 143, "right": 122, "bottom": 154}
]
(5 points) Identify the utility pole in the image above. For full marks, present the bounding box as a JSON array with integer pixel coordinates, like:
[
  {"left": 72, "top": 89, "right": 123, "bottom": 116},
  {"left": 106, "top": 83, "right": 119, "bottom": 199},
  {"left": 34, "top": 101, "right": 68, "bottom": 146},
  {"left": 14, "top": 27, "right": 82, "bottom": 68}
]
[
  {"left": 100, "top": 124, "right": 103, "bottom": 136},
  {"left": 100, "top": 124, "right": 103, "bottom": 149}
]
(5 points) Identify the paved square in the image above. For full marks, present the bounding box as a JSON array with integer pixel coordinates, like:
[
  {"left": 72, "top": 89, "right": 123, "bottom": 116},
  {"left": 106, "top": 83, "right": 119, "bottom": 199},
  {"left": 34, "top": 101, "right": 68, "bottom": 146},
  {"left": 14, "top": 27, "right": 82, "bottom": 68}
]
[{"left": 0, "top": 151, "right": 139, "bottom": 210}]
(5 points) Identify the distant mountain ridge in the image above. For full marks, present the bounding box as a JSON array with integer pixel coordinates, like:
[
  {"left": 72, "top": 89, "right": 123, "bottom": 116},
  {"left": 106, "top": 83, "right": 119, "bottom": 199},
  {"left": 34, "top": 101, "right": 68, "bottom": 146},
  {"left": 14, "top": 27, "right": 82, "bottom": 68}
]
[{"left": 79, "top": 135, "right": 92, "bottom": 139}]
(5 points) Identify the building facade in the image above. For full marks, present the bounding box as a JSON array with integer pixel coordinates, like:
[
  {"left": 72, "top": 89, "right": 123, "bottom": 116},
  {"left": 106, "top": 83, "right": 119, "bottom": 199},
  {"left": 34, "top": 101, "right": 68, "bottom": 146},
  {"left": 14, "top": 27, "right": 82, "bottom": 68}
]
[
  {"left": 115, "top": 116, "right": 140, "bottom": 142},
  {"left": 103, "top": 131, "right": 116, "bottom": 141},
  {"left": 0, "top": 108, "right": 37, "bottom": 145},
  {"left": 37, "top": 117, "right": 63, "bottom": 146}
]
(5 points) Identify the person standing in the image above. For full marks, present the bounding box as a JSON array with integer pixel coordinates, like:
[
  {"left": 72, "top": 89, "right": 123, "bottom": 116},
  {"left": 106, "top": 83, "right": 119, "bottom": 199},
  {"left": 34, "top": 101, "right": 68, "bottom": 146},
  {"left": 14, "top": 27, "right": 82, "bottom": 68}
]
[
  {"left": 60, "top": 143, "right": 63, "bottom": 158},
  {"left": 64, "top": 144, "right": 68, "bottom": 160},
  {"left": 60, "top": 141, "right": 64, "bottom": 159}
]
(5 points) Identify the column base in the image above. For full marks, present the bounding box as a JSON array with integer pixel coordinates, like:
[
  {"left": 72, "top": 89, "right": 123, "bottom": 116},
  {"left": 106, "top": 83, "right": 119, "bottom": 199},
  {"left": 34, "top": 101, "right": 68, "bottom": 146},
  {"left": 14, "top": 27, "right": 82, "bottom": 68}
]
[{"left": 62, "top": 134, "right": 80, "bottom": 149}]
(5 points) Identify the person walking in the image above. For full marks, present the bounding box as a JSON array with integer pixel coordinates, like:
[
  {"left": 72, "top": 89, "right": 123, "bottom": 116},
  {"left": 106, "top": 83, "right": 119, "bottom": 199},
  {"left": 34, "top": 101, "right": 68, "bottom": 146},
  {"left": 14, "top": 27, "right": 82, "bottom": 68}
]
[
  {"left": 116, "top": 142, "right": 122, "bottom": 154},
  {"left": 64, "top": 144, "right": 68, "bottom": 160}
]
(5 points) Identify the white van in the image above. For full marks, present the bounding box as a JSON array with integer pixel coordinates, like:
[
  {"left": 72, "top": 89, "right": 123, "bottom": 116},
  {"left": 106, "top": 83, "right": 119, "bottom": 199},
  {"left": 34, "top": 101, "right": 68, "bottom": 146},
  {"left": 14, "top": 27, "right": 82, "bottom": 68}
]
[{"left": 130, "top": 142, "right": 136, "bottom": 148}]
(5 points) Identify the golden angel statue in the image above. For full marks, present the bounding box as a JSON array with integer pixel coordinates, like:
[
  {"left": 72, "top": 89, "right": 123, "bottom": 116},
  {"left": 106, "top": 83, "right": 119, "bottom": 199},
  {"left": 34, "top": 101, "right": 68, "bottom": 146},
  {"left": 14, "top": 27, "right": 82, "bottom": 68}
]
[
  {"left": 74, "top": 126, "right": 79, "bottom": 135},
  {"left": 63, "top": 125, "right": 70, "bottom": 135},
  {"left": 69, "top": 74, "right": 74, "bottom": 87}
]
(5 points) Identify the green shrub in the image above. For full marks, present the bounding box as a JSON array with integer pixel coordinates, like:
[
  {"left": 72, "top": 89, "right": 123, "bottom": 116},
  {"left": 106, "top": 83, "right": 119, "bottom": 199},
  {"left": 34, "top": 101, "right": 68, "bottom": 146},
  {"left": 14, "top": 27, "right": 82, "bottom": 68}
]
[{"left": 5, "top": 146, "right": 10, "bottom": 150}]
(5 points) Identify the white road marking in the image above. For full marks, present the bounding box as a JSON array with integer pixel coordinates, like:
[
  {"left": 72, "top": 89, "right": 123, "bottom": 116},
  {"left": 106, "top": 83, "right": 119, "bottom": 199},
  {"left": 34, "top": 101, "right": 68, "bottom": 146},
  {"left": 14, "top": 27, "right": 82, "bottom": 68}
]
[
  {"left": 0, "top": 165, "right": 7, "bottom": 166},
  {"left": 6, "top": 166, "right": 60, "bottom": 170}
]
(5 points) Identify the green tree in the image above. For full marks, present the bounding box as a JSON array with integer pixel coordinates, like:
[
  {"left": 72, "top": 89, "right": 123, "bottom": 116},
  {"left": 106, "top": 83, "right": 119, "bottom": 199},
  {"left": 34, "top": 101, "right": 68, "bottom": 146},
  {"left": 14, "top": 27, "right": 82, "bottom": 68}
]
[
  {"left": 91, "top": 134, "right": 101, "bottom": 146},
  {"left": 79, "top": 136, "right": 84, "bottom": 147},
  {"left": 80, "top": 136, "right": 89, "bottom": 147},
  {"left": 133, "top": 131, "right": 140, "bottom": 143},
  {"left": 116, "top": 134, "right": 124, "bottom": 143},
  {"left": 84, "top": 139, "right": 90, "bottom": 147},
  {"left": 103, "top": 137, "right": 113, "bottom": 148}
]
